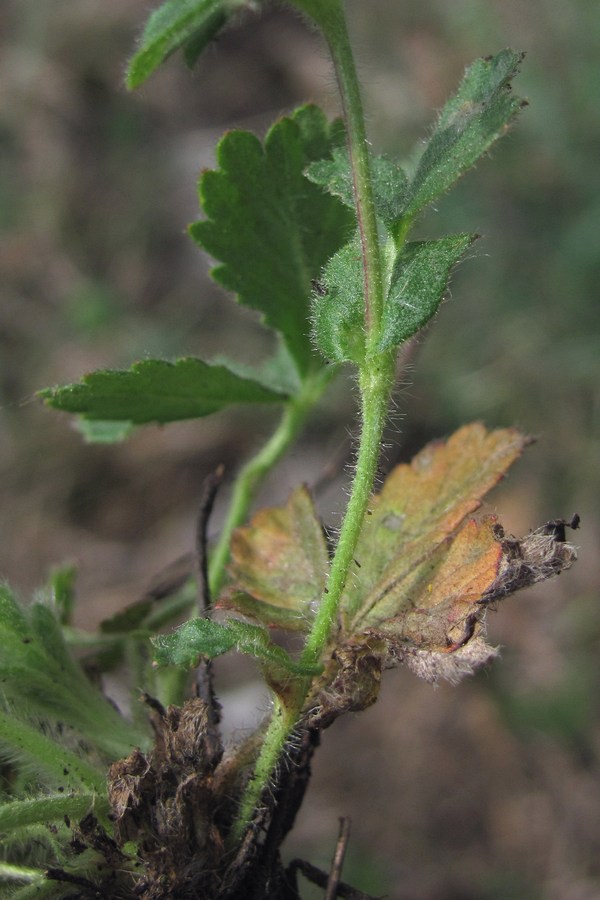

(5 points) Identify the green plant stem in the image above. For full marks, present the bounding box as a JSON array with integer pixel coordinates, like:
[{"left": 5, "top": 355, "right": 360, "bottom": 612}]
[
  {"left": 229, "top": 356, "right": 393, "bottom": 844},
  {"left": 231, "top": 2, "right": 395, "bottom": 842},
  {"left": 302, "top": 359, "right": 393, "bottom": 661},
  {"left": 325, "top": 7, "right": 386, "bottom": 341},
  {"left": 230, "top": 697, "right": 296, "bottom": 844},
  {"left": 208, "top": 370, "right": 331, "bottom": 598}
]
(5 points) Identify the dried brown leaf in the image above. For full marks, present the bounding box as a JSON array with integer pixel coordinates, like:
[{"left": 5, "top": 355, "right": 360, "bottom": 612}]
[
  {"left": 342, "top": 422, "right": 529, "bottom": 627},
  {"left": 219, "top": 485, "right": 328, "bottom": 631}
]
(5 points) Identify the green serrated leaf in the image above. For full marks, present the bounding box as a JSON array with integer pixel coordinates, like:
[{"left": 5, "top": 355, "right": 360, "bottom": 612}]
[
  {"left": 40, "top": 357, "right": 287, "bottom": 427},
  {"left": 404, "top": 49, "right": 525, "bottom": 217},
  {"left": 152, "top": 617, "right": 321, "bottom": 678},
  {"left": 126, "top": 0, "right": 242, "bottom": 90},
  {"left": 312, "top": 233, "right": 365, "bottom": 364},
  {"left": 306, "top": 148, "right": 408, "bottom": 227},
  {"left": 379, "top": 233, "right": 476, "bottom": 350},
  {"left": 190, "top": 104, "right": 355, "bottom": 376}
]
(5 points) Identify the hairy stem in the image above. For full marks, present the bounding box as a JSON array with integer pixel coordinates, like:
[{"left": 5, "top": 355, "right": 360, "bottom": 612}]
[
  {"left": 0, "top": 862, "right": 44, "bottom": 885},
  {"left": 302, "top": 359, "right": 393, "bottom": 664},
  {"left": 326, "top": 8, "right": 385, "bottom": 340},
  {"left": 230, "top": 697, "right": 296, "bottom": 844},
  {"left": 231, "top": 2, "right": 395, "bottom": 840},
  {"left": 0, "top": 710, "right": 106, "bottom": 795}
]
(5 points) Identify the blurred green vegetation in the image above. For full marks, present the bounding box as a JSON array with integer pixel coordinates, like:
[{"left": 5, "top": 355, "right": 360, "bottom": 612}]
[{"left": 1, "top": 1, "right": 598, "bottom": 898}]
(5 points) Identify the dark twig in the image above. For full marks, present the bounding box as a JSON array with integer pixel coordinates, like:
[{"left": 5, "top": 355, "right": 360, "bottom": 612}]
[
  {"left": 196, "top": 464, "right": 226, "bottom": 615},
  {"left": 194, "top": 465, "right": 225, "bottom": 724},
  {"left": 288, "top": 858, "right": 380, "bottom": 899},
  {"left": 325, "top": 817, "right": 352, "bottom": 900},
  {"left": 45, "top": 868, "right": 100, "bottom": 893}
]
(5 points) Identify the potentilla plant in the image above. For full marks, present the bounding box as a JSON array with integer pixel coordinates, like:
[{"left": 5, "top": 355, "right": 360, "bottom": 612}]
[{"left": 0, "top": 1, "right": 579, "bottom": 898}]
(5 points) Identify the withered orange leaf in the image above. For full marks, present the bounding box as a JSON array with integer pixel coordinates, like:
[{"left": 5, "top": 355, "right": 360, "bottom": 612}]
[
  {"left": 218, "top": 485, "right": 328, "bottom": 632},
  {"left": 341, "top": 422, "right": 528, "bottom": 628},
  {"left": 221, "top": 424, "right": 577, "bottom": 696},
  {"left": 367, "top": 515, "right": 503, "bottom": 648}
]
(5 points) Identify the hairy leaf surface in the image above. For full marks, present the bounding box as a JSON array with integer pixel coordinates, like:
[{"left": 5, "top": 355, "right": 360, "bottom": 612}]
[
  {"left": 152, "top": 617, "right": 321, "bottom": 680},
  {"left": 311, "top": 233, "right": 365, "bottom": 364},
  {"left": 379, "top": 234, "right": 476, "bottom": 350},
  {"left": 190, "top": 105, "right": 355, "bottom": 375},
  {"left": 0, "top": 586, "right": 145, "bottom": 760},
  {"left": 404, "top": 49, "right": 525, "bottom": 217},
  {"left": 40, "top": 357, "right": 286, "bottom": 430}
]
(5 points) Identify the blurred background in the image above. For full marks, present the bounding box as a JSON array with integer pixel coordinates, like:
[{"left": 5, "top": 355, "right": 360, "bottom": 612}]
[{"left": 1, "top": 1, "right": 599, "bottom": 897}]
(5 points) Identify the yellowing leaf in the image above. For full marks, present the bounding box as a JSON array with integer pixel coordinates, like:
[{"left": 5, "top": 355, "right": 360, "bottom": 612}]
[
  {"left": 218, "top": 486, "right": 328, "bottom": 632},
  {"left": 369, "top": 515, "right": 503, "bottom": 650},
  {"left": 341, "top": 422, "right": 528, "bottom": 627},
  {"left": 216, "top": 424, "right": 577, "bottom": 713}
]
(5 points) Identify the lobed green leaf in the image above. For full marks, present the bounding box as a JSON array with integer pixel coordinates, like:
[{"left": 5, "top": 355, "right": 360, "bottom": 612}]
[
  {"left": 190, "top": 105, "right": 355, "bottom": 376},
  {"left": 379, "top": 233, "right": 476, "bottom": 350},
  {"left": 40, "top": 357, "right": 287, "bottom": 433}
]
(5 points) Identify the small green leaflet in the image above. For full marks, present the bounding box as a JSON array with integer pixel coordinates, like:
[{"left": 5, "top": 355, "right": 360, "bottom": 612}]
[
  {"left": 312, "top": 234, "right": 365, "bottom": 364},
  {"left": 307, "top": 50, "right": 524, "bottom": 230},
  {"left": 312, "top": 233, "right": 474, "bottom": 363},
  {"left": 190, "top": 105, "right": 355, "bottom": 377},
  {"left": 40, "top": 357, "right": 287, "bottom": 433},
  {"left": 126, "top": 0, "right": 244, "bottom": 90},
  {"left": 403, "top": 49, "right": 526, "bottom": 217},
  {"left": 379, "top": 234, "right": 476, "bottom": 351},
  {"left": 152, "top": 617, "right": 322, "bottom": 677}
]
